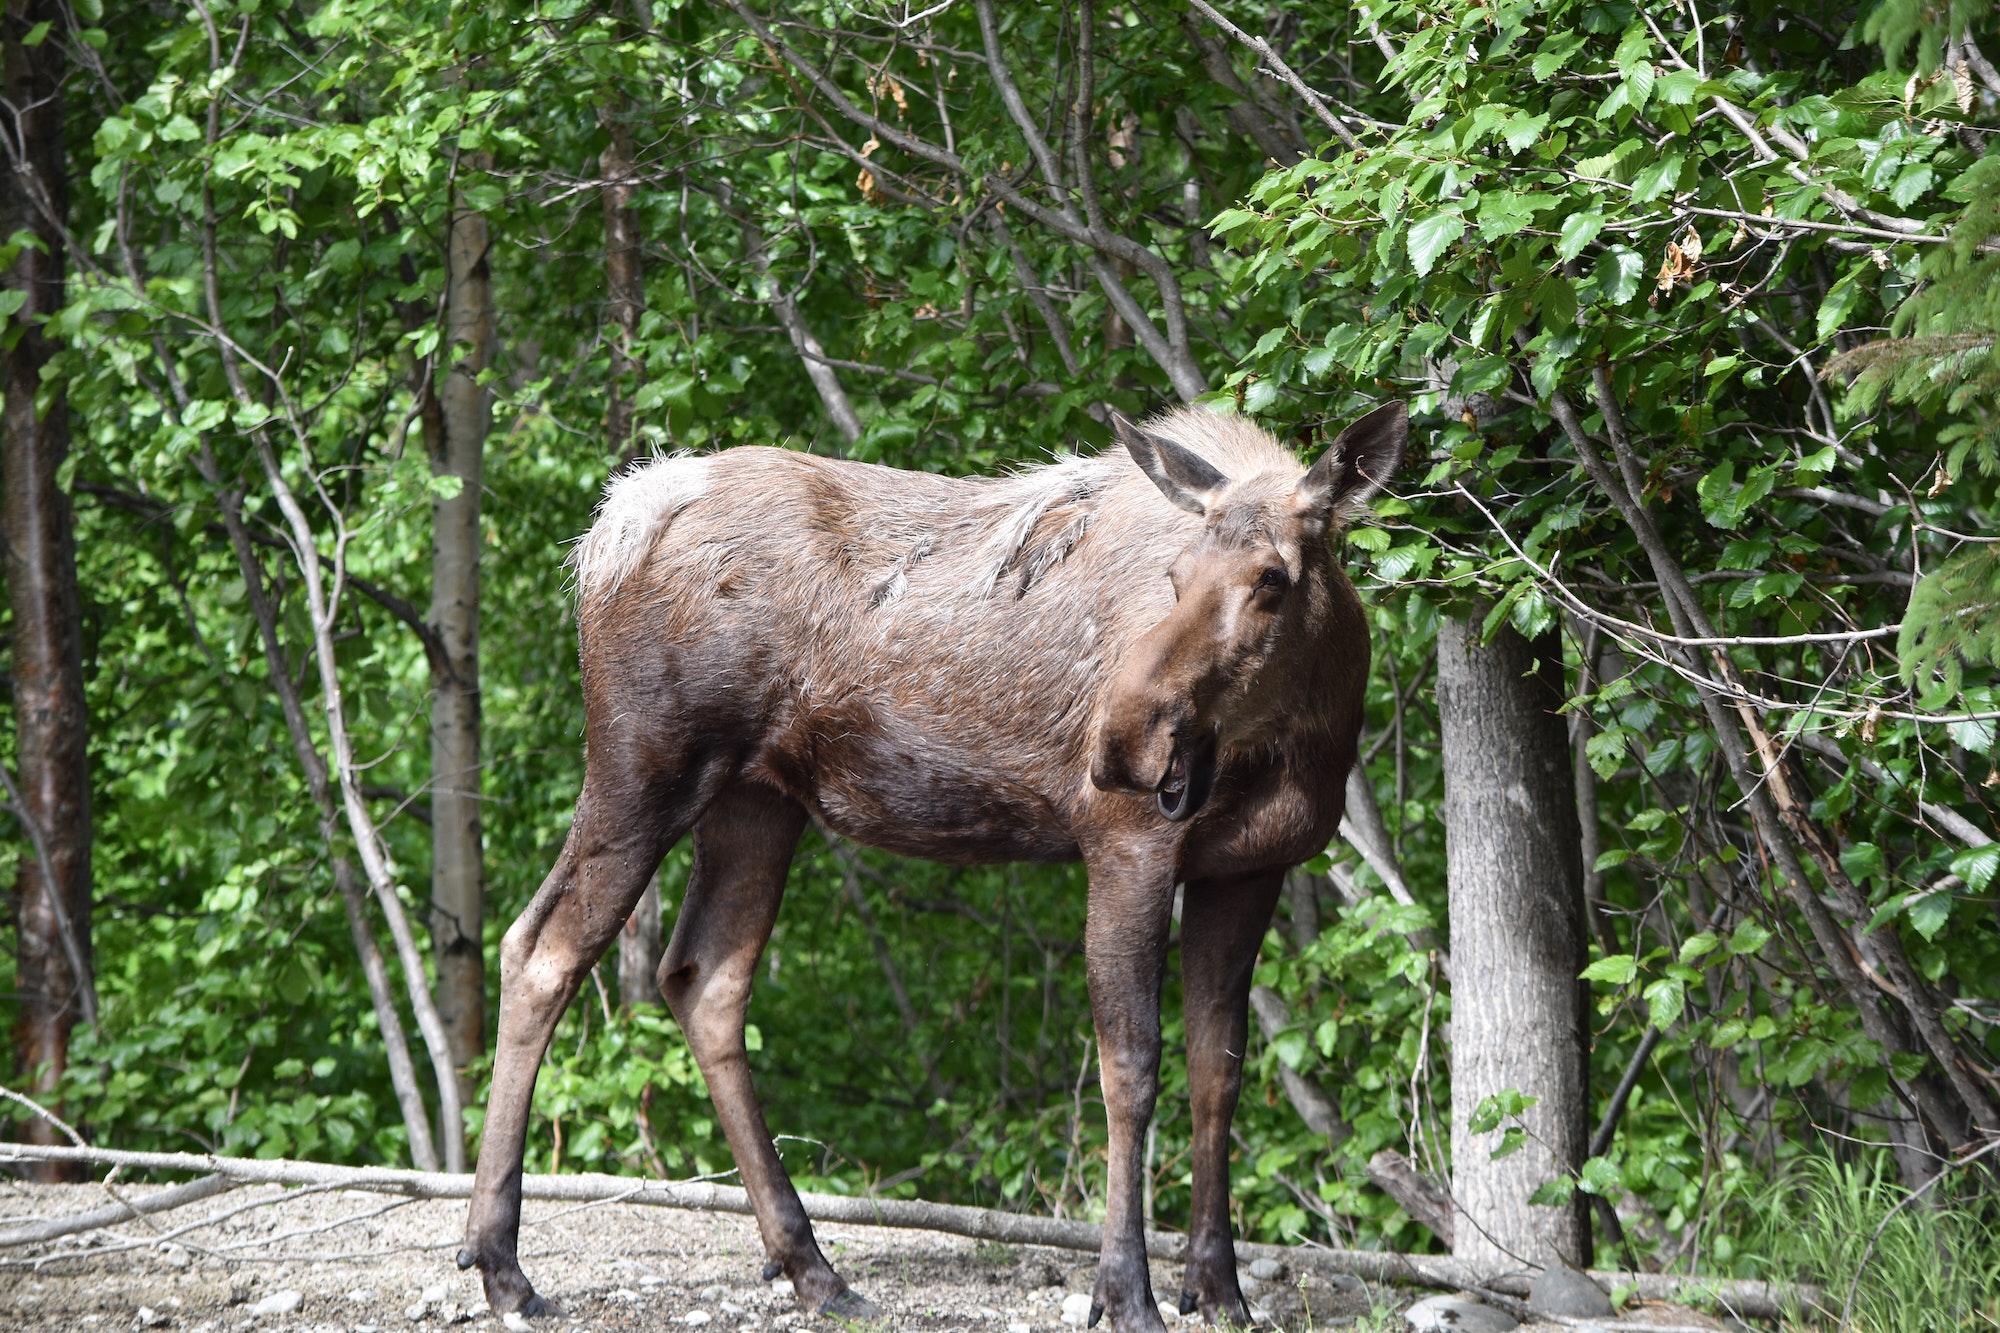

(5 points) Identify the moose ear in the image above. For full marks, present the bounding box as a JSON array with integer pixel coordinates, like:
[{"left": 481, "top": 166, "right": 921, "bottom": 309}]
[
  {"left": 1296, "top": 402, "right": 1408, "bottom": 522},
  {"left": 1114, "top": 412, "right": 1230, "bottom": 517}
]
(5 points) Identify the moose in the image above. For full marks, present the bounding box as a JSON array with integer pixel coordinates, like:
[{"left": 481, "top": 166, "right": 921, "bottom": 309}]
[{"left": 459, "top": 402, "right": 1408, "bottom": 1331}]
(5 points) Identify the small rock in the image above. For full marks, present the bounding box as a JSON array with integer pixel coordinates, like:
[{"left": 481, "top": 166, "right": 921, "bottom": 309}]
[
  {"left": 423, "top": 1285, "right": 450, "bottom": 1305},
  {"left": 249, "top": 1291, "right": 303, "bottom": 1318},
  {"left": 721, "top": 1301, "right": 746, "bottom": 1316},
  {"left": 158, "top": 1244, "right": 193, "bottom": 1270},
  {"left": 349, "top": 1289, "right": 378, "bottom": 1304},
  {"left": 1527, "top": 1262, "right": 1613, "bottom": 1319},
  {"left": 1017, "top": 1260, "right": 1063, "bottom": 1291},
  {"left": 769, "top": 1279, "right": 795, "bottom": 1299},
  {"left": 136, "top": 1308, "right": 171, "bottom": 1329},
  {"left": 1157, "top": 1300, "right": 1181, "bottom": 1325},
  {"left": 1247, "top": 1258, "right": 1286, "bottom": 1282},
  {"left": 683, "top": 1313, "right": 714, "bottom": 1326},
  {"left": 1403, "top": 1294, "right": 1519, "bottom": 1333},
  {"left": 978, "top": 1309, "right": 1002, "bottom": 1320},
  {"left": 405, "top": 1302, "right": 430, "bottom": 1322},
  {"left": 641, "top": 1276, "right": 665, "bottom": 1287},
  {"left": 502, "top": 1314, "right": 534, "bottom": 1333},
  {"left": 438, "top": 1303, "right": 466, "bottom": 1325},
  {"left": 1059, "top": 1292, "right": 1095, "bottom": 1326},
  {"left": 700, "top": 1285, "right": 728, "bottom": 1302},
  {"left": 1007, "top": 1324, "right": 1033, "bottom": 1333}
]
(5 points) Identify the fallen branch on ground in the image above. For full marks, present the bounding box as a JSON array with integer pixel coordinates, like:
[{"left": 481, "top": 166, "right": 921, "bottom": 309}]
[
  {"left": 0, "top": 1143, "right": 1812, "bottom": 1318},
  {"left": 0, "top": 1173, "right": 231, "bottom": 1247}
]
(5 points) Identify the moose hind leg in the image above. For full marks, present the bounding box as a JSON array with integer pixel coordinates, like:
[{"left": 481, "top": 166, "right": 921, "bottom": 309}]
[
  {"left": 660, "top": 784, "right": 877, "bottom": 1321},
  {"left": 461, "top": 778, "right": 698, "bottom": 1317},
  {"left": 1178, "top": 871, "right": 1284, "bottom": 1327}
]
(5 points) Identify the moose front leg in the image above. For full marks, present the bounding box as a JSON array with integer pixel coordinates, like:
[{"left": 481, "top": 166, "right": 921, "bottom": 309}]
[
  {"left": 1178, "top": 870, "right": 1285, "bottom": 1327},
  {"left": 1081, "top": 845, "right": 1179, "bottom": 1333}
]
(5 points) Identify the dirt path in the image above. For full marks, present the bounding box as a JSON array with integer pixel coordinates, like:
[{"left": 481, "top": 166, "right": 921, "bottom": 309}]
[{"left": 0, "top": 1183, "right": 1384, "bottom": 1333}]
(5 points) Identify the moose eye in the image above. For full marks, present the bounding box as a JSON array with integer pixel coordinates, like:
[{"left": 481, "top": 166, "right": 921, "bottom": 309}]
[{"left": 1256, "top": 567, "right": 1290, "bottom": 594}]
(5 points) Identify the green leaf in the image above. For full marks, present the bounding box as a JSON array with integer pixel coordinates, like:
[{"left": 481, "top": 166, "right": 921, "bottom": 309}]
[
  {"left": 1594, "top": 246, "right": 1644, "bottom": 304},
  {"left": 1529, "top": 1175, "right": 1577, "bottom": 1206},
  {"left": 1817, "top": 271, "right": 1865, "bottom": 342},
  {"left": 1582, "top": 954, "right": 1638, "bottom": 985},
  {"left": 1491, "top": 1126, "right": 1528, "bottom": 1160},
  {"left": 1499, "top": 112, "right": 1550, "bottom": 155},
  {"left": 1728, "top": 920, "right": 1774, "bottom": 956},
  {"left": 1907, "top": 891, "right": 1952, "bottom": 942},
  {"left": 20, "top": 20, "right": 50, "bottom": 46},
  {"left": 1585, "top": 727, "right": 1628, "bottom": 779},
  {"left": 1679, "top": 932, "right": 1719, "bottom": 965},
  {"left": 1643, "top": 977, "right": 1686, "bottom": 1029},
  {"left": 1406, "top": 212, "right": 1467, "bottom": 277},
  {"left": 1556, "top": 212, "right": 1605, "bottom": 263},
  {"left": 1577, "top": 1156, "right": 1623, "bottom": 1196},
  {"left": 1951, "top": 844, "right": 2000, "bottom": 892},
  {"left": 1630, "top": 152, "right": 1684, "bottom": 204},
  {"left": 1536, "top": 275, "right": 1577, "bottom": 331}
]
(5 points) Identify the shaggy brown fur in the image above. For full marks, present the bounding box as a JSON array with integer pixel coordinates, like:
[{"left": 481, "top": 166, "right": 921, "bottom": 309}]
[{"left": 461, "top": 402, "right": 1407, "bottom": 1333}]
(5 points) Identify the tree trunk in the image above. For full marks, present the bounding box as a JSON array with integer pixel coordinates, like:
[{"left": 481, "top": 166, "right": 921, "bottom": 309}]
[
  {"left": 1, "top": 0, "right": 88, "bottom": 1182},
  {"left": 599, "top": 107, "right": 663, "bottom": 1006},
  {"left": 1436, "top": 615, "right": 1590, "bottom": 1276},
  {"left": 428, "top": 186, "right": 492, "bottom": 1095},
  {"left": 619, "top": 873, "right": 663, "bottom": 1009},
  {"left": 601, "top": 112, "right": 645, "bottom": 465}
]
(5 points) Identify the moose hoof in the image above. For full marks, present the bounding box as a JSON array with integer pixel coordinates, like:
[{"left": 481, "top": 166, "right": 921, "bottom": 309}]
[{"left": 817, "top": 1287, "right": 885, "bottom": 1326}]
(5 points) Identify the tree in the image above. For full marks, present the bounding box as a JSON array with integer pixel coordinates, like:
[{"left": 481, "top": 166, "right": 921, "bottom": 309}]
[
  {"left": 0, "top": 0, "right": 91, "bottom": 1179},
  {"left": 428, "top": 173, "right": 493, "bottom": 1090},
  {"left": 1437, "top": 616, "right": 1589, "bottom": 1274}
]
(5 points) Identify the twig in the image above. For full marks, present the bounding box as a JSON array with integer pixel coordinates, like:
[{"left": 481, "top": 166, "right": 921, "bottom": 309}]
[
  {"left": 0, "top": 1085, "right": 86, "bottom": 1148},
  {"left": 0, "top": 768, "right": 97, "bottom": 1026},
  {"left": 1184, "top": 0, "right": 1361, "bottom": 150}
]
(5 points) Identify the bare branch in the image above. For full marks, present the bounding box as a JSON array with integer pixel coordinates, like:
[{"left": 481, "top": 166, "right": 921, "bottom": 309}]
[{"left": 1184, "top": 0, "right": 1361, "bottom": 151}]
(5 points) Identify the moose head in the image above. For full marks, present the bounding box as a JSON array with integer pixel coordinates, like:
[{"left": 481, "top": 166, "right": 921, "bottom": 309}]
[{"left": 1090, "top": 403, "right": 1407, "bottom": 821}]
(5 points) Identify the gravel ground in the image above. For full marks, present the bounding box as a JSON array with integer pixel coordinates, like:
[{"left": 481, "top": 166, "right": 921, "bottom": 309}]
[{"left": 0, "top": 1183, "right": 1391, "bottom": 1333}]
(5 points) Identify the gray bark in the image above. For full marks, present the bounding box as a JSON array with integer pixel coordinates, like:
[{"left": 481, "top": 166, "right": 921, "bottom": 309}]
[
  {"left": 618, "top": 873, "right": 664, "bottom": 1009},
  {"left": 1437, "top": 615, "right": 1590, "bottom": 1276},
  {"left": 429, "top": 188, "right": 493, "bottom": 1091},
  {"left": 740, "top": 214, "right": 862, "bottom": 447},
  {"left": 1247, "top": 985, "right": 1349, "bottom": 1143}
]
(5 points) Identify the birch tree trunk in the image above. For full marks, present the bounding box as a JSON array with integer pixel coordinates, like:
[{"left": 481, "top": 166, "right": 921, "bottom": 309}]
[
  {"left": 1, "top": 0, "right": 90, "bottom": 1181},
  {"left": 1436, "top": 615, "right": 1590, "bottom": 1276},
  {"left": 428, "top": 184, "right": 492, "bottom": 1091}
]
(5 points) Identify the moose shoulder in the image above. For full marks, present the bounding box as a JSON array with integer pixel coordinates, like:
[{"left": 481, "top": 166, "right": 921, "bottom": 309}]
[{"left": 461, "top": 403, "right": 1407, "bottom": 1332}]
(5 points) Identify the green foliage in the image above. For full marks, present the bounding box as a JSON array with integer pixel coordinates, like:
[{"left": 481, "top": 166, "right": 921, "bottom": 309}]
[{"left": 1748, "top": 1155, "right": 2000, "bottom": 1333}]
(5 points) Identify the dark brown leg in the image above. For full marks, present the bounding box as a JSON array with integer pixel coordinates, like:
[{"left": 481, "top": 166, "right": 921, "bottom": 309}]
[
  {"left": 660, "top": 784, "right": 877, "bottom": 1320},
  {"left": 1081, "top": 844, "right": 1179, "bottom": 1333},
  {"left": 460, "top": 767, "right": 708, "bottom": 1316},
  {"left": 1178, "top": 870, "right": 1284, "bottom": 1327}
]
